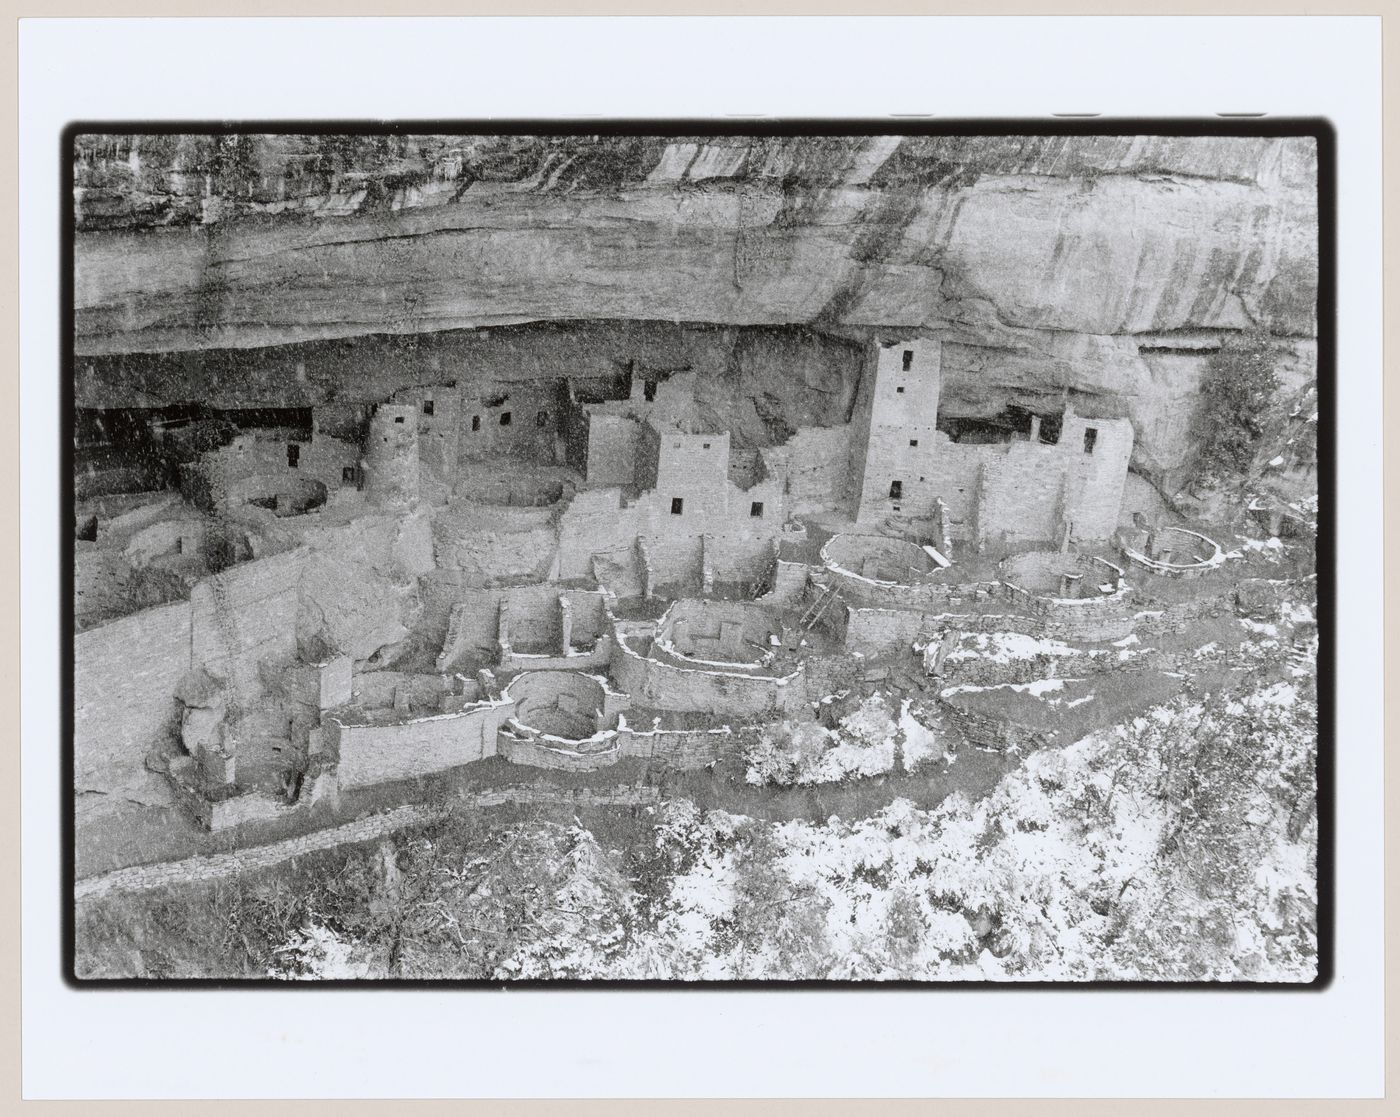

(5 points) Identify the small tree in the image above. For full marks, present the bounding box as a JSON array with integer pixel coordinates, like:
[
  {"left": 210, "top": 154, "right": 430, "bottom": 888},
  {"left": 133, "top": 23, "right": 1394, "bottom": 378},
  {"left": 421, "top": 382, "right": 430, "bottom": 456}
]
[{"left": 1195, "top": 332, "right": 1282, "bottom": 489}]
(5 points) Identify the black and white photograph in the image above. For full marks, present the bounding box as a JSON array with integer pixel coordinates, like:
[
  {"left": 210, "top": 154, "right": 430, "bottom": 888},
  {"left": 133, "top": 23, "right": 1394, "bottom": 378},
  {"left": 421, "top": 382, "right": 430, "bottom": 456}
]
[{"left": 67, "top": 127, "right": 1324, "bottom": 984}]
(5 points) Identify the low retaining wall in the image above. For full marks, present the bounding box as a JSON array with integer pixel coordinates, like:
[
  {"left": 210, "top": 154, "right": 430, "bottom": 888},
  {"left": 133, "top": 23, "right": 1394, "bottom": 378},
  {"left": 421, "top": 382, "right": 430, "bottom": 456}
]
[
  {"left": 497, "top": 729, "right": 622, "bottom": 772},
  {"left": 619, "top": 722, "right": 740, "bottom": 768}
]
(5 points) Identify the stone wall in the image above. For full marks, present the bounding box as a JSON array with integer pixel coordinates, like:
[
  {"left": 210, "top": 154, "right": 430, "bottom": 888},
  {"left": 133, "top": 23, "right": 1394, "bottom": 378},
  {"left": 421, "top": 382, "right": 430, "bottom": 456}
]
[
  {"left": 186, "top": 430, "right": 360, "bottom": 513},
  {"left": 459, "top": 381, "right": 564, "bottom": 464},
  {"left": 389, "top": 383, "right": 462, "bottom": 480},
  {"left": 504, "top": 669, "right": 624, "bottom": 737},
  {"left": 843, "top": 607, "right": 930, "bottom": 658},
  {"left": 760, "top": 559, "right": 812, "bottom": 608},
  {"left": 431, "top": 500, "right": 560, "bottom": 581},
  {"left": 658, "top": 599, "right": 779, "bottom": 668},
  {"left": 496, "top": 731, "right": 622, "bottom": 772},
  {"left": 612, "top": 632, "right": 808, "bottom": 718},
  {"left": 580, "top": 412, "right": 641, "bottom": 488},
  {"left": 556, "top": 488, "right": 637, "bottom": 584},
  {"left": 977, "top": 441, "right": 1069, "bottom": 544},
  {"left": 619, "top": 723, "right": 740, "bottom": 767},
  {"left": 363, "top": 403, "right": 420, "bottom": 506},
  {"left": 759, "top": 424, "right": 852, "bottom": 516},
  {"left": 328, "top": 700, "right": 510, "bottom": 790},
  {"left": 436, "top": 584, "right": 612, "bottom": 670},
  {"left": 853, "top": 338, "right": 944, "bottom": 522},
  {"left": 1120, "top": 526, "right": 1228, "bottom": 578}
]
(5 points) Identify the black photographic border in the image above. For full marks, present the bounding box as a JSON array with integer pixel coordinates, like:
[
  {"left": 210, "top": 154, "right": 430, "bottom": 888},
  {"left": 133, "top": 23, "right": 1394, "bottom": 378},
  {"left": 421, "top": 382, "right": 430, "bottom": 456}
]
[{"left": 59, "top": 117, "right": 1336, "bottom": 991}]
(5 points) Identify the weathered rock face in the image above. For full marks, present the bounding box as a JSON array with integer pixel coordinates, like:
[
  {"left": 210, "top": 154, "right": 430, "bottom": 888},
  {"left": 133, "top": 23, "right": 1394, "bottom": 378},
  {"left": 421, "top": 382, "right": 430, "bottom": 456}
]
[
  {"left": 74, "top": 133, "right": 1318, "bottom": 351},
  {"left": 72, "top": 133, "right": 1319, "bottom": 488}
]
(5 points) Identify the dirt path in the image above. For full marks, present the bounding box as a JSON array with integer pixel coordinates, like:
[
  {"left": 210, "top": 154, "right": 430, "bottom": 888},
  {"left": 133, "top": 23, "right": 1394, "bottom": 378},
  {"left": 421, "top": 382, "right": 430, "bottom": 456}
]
[{"left": 75, "top": 783, "right": 661, "bottom": 902}]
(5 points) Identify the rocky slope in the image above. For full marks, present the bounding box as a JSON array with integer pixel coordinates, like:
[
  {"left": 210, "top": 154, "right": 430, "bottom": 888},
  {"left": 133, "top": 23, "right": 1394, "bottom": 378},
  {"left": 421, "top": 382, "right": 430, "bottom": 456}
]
[{"left": 72, "top": 133, "right": 1320, "bottom": 484}]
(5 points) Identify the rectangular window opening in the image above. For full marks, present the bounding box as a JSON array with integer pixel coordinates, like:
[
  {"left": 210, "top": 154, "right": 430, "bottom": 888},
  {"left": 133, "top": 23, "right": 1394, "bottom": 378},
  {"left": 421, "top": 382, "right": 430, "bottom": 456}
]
[
  {"left": 471, "top": 415, "right": 481, "bottom": 432},
  {"left": 703, "top": 442, "right": 711, "bottom": 450},
  {"left": 670, "top": 497, "right": 684, "bottom": 516},
  {"left": 889, "top": 480, "right": 903, "bottom": 500},
  {"left": 909, "top": 439, "right": 919, "bottom": 447},
  {"left": 750, "top": 501, "right": 764, "bottom": 518},
  {"left": 500, "top": 411, "right": 512, "bottom": 427},
  {"left": 536, "top": 410, "right": 549, "bottom": 428},
  {"left": 902, "top": 349, "right": 914, "bottom": 371},
  {"left": 1083, "top": 428, "right": 1098, "bottom": 454},
  {"left": 643, "top": 380, "right": 657, "bottom": 402},
  {"left": 287, "top": 443, "right": 300, "bottom": 468},
  {"left": 896, "top": 385, "right": 905, "bottom": 394},
  {"left": 422, "top": 400, "right": 435, "bottom": 416},
  {"left": 393, "top": 415, "right": 405, "bottom": 424}
]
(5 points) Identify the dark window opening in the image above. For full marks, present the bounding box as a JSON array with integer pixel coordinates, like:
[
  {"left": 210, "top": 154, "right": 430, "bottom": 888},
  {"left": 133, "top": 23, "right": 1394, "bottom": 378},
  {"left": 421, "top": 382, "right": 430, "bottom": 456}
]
[
  {"left": 939, "top": 407, "right": 1063, "bottom": 446},
  {"left": 889, "top": 480, "right": 903, "bottom": 500},
  {"left": 342, "top": 466, "right": 356, "bottom": 483},
  {"left": 222, "top": 406, "right": 313, "bottom": 438},
  {"left": 500, "top": 412, "right": 512, "bottom": 427},
  {"left": 750, "top": 501, "right": 764, "bottom": 518},
  {"left": 703, "top": 442, "right": 711, "bottom": 450},
  {"left": 536, "top": 410, "right": 549, "bottom": 428},
  {"left": 902, "top": 349, "right": 914, "bottom": 371},
  {"left": 76, "top": 515, "right": 98, "bottom": 542},
  {"left": 286, "top": 443, "right": 300, "bottom": 468},
  {"left": 484, "top": 394, "right": 508, "bottom": 409},
  {"left": 909, "top": 439, "right": 919, "bottom": 447},
  {"left": 896, "top": 385, "right": 905, "bottom": 394},
  {"left": 643, "top": 380, "right": 657, "bottom": 402},
  {"left": 422, "top": 400, "right": 434, "bottom": 416},
  {"left": 670, "top": 497, "right": 684, "bottom": 516},
  {"left": 471, "top": 415, "right": 481, "bottom": 432},
  {"left": 394, "top": 416, "right": 405, "bottom": 424},
  {"left": 1083, "top": 428, "right": 1098, "bottom": 454},
  {"left": 892, "top": 504, "right": 901, "bottom": 512}
]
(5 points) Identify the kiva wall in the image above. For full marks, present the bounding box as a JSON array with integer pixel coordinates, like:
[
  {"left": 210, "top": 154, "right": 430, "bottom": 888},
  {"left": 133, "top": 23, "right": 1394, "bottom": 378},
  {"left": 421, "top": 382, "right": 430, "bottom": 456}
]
[{"left": 612, "top": 633, "right": 807, "bottom": 718}]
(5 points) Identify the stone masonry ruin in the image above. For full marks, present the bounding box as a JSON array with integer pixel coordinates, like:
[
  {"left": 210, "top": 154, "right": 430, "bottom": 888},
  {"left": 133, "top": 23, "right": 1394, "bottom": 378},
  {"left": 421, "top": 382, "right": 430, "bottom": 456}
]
[{"left": 73, "top": 329, "right": 1164, "bottom": 835}]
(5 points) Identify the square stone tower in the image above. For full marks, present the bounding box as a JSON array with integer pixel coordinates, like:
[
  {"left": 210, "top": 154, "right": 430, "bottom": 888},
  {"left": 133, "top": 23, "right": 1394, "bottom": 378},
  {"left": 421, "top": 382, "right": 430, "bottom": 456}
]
[{"left": 852, "top": 337, "right": 943, "bottom": 523}]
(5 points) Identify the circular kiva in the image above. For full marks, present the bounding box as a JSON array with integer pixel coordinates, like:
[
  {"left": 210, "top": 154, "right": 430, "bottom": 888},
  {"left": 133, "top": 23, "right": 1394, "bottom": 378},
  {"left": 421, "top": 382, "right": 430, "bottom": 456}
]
[
  {"left": 502, "top": 670, "right": 611, "bottom": 743},
  {"left": 1120, "top": 526, "right": 1227, "bottom": 577},
  {"left": 998, "top": 550, "right": 1129, "bottom": 605},
  {"left": 820, "top": 533, "right": 939, "bottom": 586},
  {"left": 229, "top": 474, "right": 328, "bottom": 517},
  {"left": 654, "top": 599, "right": 781, "bottom": 669}
]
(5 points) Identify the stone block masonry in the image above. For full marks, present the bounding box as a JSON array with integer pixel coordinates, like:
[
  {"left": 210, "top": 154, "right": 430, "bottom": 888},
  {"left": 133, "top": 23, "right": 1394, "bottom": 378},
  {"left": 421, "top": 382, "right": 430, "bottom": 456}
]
[
  {"left": 328, "top": 699, "right": 512, "bottom": 790},
  {"left": 613, "top": 631, "right": 807, "bottom": 719},
  {"left": 853, "top": 338, "right": 944, "bottom": 523}
]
